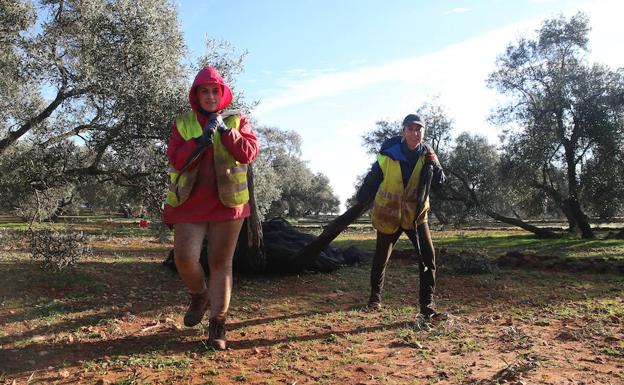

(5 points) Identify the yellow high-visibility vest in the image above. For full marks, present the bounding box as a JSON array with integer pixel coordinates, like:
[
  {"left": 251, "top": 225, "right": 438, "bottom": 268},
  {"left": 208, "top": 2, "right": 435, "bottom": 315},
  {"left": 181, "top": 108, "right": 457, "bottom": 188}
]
[
  {"left": 371, "top": 153, "right": 429, "bottom": 234},
  {"left": 165, "top": 111, "right": 249, "bottom": 208}
]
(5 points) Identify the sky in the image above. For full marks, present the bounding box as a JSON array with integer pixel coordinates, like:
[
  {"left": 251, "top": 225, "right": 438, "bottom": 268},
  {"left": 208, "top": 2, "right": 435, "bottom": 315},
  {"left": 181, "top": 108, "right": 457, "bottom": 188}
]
[{"left": 178, "top": 0, "right": 624, "bottom": 211}]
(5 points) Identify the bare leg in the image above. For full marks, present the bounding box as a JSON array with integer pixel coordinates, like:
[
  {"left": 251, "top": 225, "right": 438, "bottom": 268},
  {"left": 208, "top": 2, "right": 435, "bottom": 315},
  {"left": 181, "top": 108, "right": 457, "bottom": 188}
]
[
  {"left": 174, "top": 222, "right": 211, "bottom": 327},
  {"left": 173, "top": 222, "right": 209, "bottom": 294},
  {"left": 206, "top": 218, "right": 244, "bottom": 319}
]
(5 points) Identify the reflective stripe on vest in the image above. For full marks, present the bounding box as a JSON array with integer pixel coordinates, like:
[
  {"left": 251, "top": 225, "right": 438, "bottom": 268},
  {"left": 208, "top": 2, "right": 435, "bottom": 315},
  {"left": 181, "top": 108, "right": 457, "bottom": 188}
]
[
  {"left": 211, "top": 116, "right": 249, "bottom": 207},
  {"left": 371, "top": 153, "right": 430, "bottom": 234},
  {"left": 165, "top": 111, "right": 249, "bottom": 208}
]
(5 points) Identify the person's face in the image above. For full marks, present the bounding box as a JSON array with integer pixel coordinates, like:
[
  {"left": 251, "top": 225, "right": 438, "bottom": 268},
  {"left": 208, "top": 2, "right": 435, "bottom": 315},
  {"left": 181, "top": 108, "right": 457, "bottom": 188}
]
[
  {"left": 196, "top": 83, "right": 222, "bottom": 113},
  {"left": 402, "top": 123, "right": 425, "bottom": 149}
]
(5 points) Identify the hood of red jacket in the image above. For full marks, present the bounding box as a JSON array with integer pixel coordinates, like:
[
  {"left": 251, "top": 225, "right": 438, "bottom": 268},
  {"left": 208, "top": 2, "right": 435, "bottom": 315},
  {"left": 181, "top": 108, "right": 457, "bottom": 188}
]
[{"left": 189, "top": 66, "right": 233, "bottom": 112}]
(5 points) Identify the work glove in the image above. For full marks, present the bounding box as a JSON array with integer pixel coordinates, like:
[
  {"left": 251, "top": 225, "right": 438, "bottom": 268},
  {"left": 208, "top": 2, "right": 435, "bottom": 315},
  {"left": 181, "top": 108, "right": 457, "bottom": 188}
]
[
  {"left": 214, "top": 114, "right": 230, "bottom": 133},
  {"left": 195, "top": 114, "right": 220, "bottom": 147},
  {"left": 425, "top": 150, "right": 446, "bottom": 189}
]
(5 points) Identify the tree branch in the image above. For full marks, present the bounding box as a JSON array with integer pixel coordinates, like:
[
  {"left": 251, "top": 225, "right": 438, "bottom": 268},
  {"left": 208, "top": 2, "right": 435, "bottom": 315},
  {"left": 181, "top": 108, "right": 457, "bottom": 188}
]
[
  {"left": 449, "top": 169, "right": 558, "bottom": 238},
  {"left": 0, "top": 87, "right": 88, "bottom": 154},
  {"left": 42, "top": 123, "right": 105, "bottom": 146},
  {"left": 575, "top": 139, "right": 595, "bottom": 164}
]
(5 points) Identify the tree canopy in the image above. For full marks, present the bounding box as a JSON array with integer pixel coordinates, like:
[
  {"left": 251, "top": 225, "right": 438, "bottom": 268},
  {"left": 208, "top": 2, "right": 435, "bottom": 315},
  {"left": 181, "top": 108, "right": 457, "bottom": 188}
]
[
  {"left": 0, "top": 0, "right": 341, "bottom": 223},
  {"left": 0, "top": 0, "right": 189, "bottom": 219},
  {"left": 488, "top": 12, "right": 624, "bottom": 238},
  {"left": 255, "top": 126, "right": 340, "bottom": 218},
  {"left": 3, "top": 4, "right": 622, "bottom": 235}
]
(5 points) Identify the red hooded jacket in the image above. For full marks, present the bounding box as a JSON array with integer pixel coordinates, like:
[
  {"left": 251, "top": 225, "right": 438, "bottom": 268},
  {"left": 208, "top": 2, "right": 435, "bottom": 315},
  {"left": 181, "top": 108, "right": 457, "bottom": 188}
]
[{"left": 163, "top": 67, "right": 259, "bottom": 225}]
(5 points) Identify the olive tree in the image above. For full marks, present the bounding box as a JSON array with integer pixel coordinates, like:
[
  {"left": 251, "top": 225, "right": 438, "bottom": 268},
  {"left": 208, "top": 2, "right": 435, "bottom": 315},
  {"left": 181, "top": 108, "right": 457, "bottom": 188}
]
[
  {"left": 361, "top": 99, "right": 453, "bottom": 157},
  {"left": 488, "top": 12, "right": 624, "bottom": 238},
  {"left": 255, "top": 126, "right": 339, "bottom": 218},
  {"left": 0, "top": 0, "right": 189, "bottom": 219},
  {"left": 1, "top": 0, "right": 263, "bottom": 224},
  {"left": 445, "top": 133, "right": 559, "bottom": 238}
]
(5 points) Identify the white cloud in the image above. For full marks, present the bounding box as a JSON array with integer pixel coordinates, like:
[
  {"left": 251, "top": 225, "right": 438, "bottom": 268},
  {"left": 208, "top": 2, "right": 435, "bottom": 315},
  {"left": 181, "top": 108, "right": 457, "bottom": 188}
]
[
  {"left": 444, "top": 7, "right": 471, "bottom": 14},
  {"left": 250, "top": 0, "right": 623, "bottom": 210},
  {"left": 253, "top": 18, "right": 534, "bottom": 117}
]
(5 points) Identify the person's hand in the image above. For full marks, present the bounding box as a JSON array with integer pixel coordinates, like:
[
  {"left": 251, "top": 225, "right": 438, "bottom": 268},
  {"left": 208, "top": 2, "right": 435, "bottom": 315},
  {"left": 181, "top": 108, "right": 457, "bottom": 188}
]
[
  {"left": 196, "top": 114, "right": 218, "bottom": 147},
  {"left": 214, "top": 114, "right": 230, "bottom": 133},
  {"left": 204, "top": 114, "right": 229, "bottom": 134}
]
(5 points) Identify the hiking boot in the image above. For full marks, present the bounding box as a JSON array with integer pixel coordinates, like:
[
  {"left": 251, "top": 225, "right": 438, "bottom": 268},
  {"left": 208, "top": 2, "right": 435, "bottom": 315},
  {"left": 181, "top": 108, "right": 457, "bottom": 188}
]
[
  {"left": 367, "top": 292, "right": 382, "bottom": 311},
  {"left": 420, "top": 305, "right": 448, "bottom": 321},
  {"left": 208, "top": 316, "right": 227, "bottom": 350},
  {"left": 183, "top": 289, "right": 210, "bottom": 327}
]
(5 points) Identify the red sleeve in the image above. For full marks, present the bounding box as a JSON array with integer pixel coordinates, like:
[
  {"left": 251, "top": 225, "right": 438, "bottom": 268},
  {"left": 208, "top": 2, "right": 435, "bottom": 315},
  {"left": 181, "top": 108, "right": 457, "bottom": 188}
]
[
  {"left": 166, "top": 121, "right": 201, "bottom": 170},
  {"left": 219, "top": 113, "right": 260, "bottom": 164}
]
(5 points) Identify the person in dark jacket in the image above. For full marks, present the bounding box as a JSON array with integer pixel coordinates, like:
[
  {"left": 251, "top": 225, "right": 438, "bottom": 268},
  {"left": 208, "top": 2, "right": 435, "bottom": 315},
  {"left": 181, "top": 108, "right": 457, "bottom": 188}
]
[{"left": 356, "top": 114, "right": 445, "bottom": 318}]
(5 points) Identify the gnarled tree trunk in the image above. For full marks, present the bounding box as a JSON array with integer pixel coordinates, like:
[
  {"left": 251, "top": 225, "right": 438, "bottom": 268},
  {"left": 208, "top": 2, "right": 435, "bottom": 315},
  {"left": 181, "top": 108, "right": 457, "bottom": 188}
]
[
  {"left": 562, "top": 198, "right": 594, "bottom": 239},
  {"left": 234, "top": 164, "right": 266, "bottom": 272},
  {"left": 482, "top": 209, "right": 560, "bottom": 239}
]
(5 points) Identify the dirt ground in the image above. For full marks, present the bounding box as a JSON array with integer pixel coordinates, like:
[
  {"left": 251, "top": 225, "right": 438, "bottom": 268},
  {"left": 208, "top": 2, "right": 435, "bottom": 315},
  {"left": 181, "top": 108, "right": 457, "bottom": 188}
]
[{"left": 1, "top": 236, "right": 623, "bottom": 384}]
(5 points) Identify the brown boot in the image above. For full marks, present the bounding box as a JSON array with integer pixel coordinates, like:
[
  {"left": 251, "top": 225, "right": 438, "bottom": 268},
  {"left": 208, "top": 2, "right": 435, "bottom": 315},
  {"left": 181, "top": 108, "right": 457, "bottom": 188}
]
[
  {"left": 366, "top": 292, "right": 382, "bottom": 311},
  {"left": 183, "top": 289, "right": 209, "bottom": 327},
  {"left": 420, "top": 304, "right": 449, "bottom": 321},
  {"left": 208, "top": 316, "right": 227, "bottom": 350}
]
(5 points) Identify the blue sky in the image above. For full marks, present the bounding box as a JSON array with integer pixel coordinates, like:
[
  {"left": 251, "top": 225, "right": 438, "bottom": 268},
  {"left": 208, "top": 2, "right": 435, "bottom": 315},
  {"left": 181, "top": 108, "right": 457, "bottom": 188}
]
[{"left": 178, "top": 0, "right": 623, "bottom": 210}]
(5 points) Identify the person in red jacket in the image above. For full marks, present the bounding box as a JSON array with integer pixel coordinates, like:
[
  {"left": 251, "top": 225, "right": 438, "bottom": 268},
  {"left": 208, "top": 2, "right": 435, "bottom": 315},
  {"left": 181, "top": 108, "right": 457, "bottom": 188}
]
[{"left": 163, "top": 66, "right": 259, "bottom": 349}]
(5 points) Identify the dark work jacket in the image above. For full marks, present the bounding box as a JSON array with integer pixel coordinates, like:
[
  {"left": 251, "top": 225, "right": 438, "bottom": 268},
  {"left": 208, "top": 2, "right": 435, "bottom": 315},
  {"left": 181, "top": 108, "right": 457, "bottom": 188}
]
[{"left": 356, "top": 137, "right": 446, "bottom": 205}]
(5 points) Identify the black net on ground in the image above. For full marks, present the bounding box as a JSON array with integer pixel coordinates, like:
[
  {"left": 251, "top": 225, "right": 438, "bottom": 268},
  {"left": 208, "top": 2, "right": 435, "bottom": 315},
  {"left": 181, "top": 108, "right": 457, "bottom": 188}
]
[{"left": 162, "top": 217, "right": 368, "bottom": 275}]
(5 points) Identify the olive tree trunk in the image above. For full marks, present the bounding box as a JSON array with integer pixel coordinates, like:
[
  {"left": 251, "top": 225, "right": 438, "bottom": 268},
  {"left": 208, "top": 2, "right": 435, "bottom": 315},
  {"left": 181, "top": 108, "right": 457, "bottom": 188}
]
[{"left": 234, "top": 164, "right": 266, "bottom": 272}]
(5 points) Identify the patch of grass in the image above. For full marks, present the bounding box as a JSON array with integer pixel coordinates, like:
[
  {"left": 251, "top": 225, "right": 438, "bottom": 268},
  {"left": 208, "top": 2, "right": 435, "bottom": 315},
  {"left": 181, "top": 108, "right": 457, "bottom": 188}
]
[
  {"left": 603, "top": 342, "right": 624, "bottom": 357},
  {"left": 81, "top": 360, "right": 105, "bottom": 374},
  {"left": 435, "top": 231, "right": 624, "bottom": 258},
  {"left": 5, "top": 266, "right": 100, "bottom": 296},
  {"left": 333, "top": 231, "right": 420, "bottom": 253},
  {"left": 344, "top": 333, "right": 365, "bottom": 344},
  {"left": 12, "top": 338, "right": 33, "bottom": 348},
  {"left": 452, "top": 337, "right": 482, "bottom": 354},
  {"left": 590, "top": 298, "right": 624, "bottom": 319},
  {"left": 0, "top": 217, "right": 156, "bottom": 239},
  {"left": 395, "top": 326, "right": 425, "bottom": 349},
  {"left": 323, "top": 333, "right": 341, "bottom": 344},
  {"left": 201, "top": 368, "right": 220, "bottom": 376},
  {"left": 108, "top": 353, "right": 192, "bottom": 371},
  {"left": 36, "top": 299, "right": 74, "bottom": 322},
  {"left": 0, "top": 222, "right": 29, "bottom": 228},
  {"left": 332, "top": 232, "right": 376, "bottom": 252},
  {"left": 500, "top": 326, "right": 534, "bottom": 351},
  {"left": 392, "top": 305, "right": 418, "bottom": 316},
  {"left": 418, "top": 349, "right": 433, "bottom": 360},
  {"left": 112, "top": 373, "right": 151, "bottom": 385},
  {"left": 546, "top": 297, "right": 624, "bottom": 323}
]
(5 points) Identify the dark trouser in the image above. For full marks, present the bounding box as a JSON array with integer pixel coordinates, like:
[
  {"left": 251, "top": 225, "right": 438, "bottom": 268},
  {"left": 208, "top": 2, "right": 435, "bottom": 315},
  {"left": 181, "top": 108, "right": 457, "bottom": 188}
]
[{"left": 369, "top": 223, "right": 436, "bottom": 311}]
